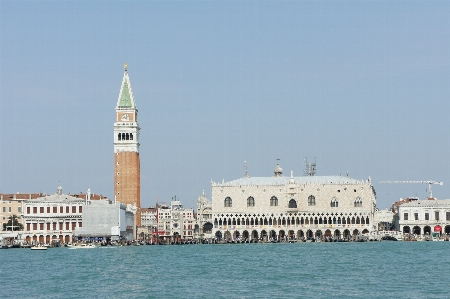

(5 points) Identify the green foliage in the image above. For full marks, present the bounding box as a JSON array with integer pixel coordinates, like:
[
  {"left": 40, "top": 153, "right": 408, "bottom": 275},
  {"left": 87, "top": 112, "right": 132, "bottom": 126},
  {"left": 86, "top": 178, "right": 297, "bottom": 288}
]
[{"left": 2, "top": 214, "right": 23, "bottom": 231}]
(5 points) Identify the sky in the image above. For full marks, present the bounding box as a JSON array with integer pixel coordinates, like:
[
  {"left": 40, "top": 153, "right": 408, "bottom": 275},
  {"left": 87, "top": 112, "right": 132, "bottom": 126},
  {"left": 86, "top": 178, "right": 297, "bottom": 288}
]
[{"left": 1, "top": 1, "right": 449, "bottom": 210}]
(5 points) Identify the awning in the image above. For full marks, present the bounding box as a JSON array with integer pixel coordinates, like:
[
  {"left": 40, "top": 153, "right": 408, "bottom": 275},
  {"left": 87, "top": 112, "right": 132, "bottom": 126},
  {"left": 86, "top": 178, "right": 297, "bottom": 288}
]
[{"left": 434, "top": 225, "right": 442, "bottom": 232}]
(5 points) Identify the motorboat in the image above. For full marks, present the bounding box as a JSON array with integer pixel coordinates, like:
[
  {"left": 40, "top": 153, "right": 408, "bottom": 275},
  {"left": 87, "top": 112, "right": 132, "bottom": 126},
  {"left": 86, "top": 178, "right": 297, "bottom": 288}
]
[
  {"left": 31, "top": 244, "right": 47, "bottom": 250},
  {"left": 67, "top": 243, "right": 96, "bottom": 249}
]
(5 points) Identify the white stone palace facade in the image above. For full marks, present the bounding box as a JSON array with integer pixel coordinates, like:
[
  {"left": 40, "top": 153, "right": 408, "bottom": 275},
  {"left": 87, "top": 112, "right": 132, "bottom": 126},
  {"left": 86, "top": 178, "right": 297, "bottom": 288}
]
[
  {"left": 211, "top": 163, "right": 377, "bottom": 241},
  {"left": 23, "top": 186, "right": 85, "bottom": 244},
  {"left": 398, "top": 199, "right": 450, "bottom": 236}
]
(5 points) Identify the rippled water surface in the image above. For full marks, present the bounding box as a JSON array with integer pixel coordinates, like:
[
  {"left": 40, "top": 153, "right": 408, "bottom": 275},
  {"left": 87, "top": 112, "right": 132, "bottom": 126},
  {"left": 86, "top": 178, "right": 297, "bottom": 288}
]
[{"left": 1, "top": 242, "right": 449, "bottom": 298}]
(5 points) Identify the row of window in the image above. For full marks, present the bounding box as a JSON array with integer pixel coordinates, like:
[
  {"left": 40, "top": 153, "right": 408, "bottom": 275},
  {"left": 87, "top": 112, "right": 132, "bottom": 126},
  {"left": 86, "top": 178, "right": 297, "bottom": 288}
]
[
  {"left": 403, "top": 211, "right": 450, "bottom": 221},
  {"left": 2, "top": 207, "right": 21, "bottom": 213},
  {"left": 224, "top": 196, "right": 364, "bottom": 208},
  {"left": 26, "top": 222, "right": 81, "bottom": 231},
  {"left": 26, "top": 206, "right": 82, "bottom": 214},
  {"left": 118, "top": 133, "right": 133, "bottom": 141}
]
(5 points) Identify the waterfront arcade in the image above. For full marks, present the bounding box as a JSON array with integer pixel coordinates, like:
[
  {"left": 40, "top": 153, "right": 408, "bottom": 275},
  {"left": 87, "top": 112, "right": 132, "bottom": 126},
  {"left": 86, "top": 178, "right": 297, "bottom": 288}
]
[
  {"left": 398, "top": 199, "right": 450, "bottom": 236},
  {"left": 211, "top": 163, "right": 377, "bottom": 241}
]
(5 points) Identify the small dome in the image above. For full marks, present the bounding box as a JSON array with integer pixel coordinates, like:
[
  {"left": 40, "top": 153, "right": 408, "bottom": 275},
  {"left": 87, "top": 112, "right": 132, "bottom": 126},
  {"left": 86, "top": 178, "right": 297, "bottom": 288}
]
[{"left": 274, "top": 163, "right": 283, "bottom": 177}]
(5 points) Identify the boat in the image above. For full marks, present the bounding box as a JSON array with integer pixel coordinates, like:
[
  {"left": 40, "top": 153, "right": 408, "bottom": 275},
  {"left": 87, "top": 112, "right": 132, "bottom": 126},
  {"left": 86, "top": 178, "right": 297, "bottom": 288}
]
[
  {"left": 67, "top": 243, "right": 97, "bottom": 249},
  {"left": 31, "top": 244, "right": 47, "bottom": 250}
]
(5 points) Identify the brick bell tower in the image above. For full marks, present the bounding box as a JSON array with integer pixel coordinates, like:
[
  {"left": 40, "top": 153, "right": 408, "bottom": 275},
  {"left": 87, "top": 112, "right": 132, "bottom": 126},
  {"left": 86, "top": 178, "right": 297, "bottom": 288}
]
[{"left": 114, "top": 63, "right": 141, "bottom": 226}]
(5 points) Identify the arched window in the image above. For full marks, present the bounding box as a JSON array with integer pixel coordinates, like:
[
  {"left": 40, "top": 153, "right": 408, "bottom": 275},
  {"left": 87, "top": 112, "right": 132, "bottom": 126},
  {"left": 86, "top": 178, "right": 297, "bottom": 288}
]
[
  {"left": 121, "top": 133, "right": 125, "bottom": 140},
  {"left": 247, "top": 196, "right": 255, "bottom": 207},
  {"left": 354, "top": 197, "right": 362, "bottom": 207},
  {"left": 289, "top": 199, "right": 297, "bottom": 208},
  {"left": 126, "top": 133, "right": 129, "bottom": 140},
  {"left": 330, "top": 197, "right": 338, "bottom": 207},
  {"left": 130, "top": 133, "right": 133, "bottom": 140},
  {"left": 224, "top": 197, "right": 232, "bottom": 207},
  {"left": 118, "top": 133, "right": 121, "bottom": 141},
  {"left": 270, "top": 196, "right": 278, "bottom": 206},
  {"left": 308, "top": 195, "right": 316, "bottom": 206}
]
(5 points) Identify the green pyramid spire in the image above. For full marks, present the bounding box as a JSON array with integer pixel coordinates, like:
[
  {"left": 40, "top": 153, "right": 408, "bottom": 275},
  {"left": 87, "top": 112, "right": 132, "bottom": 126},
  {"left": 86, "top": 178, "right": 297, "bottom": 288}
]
[
  {"left": 116, "top": 66, "right": 136, "bottom": 108},
  {"left": 119, "top": 81, "right": 132, "bottom": 107}
]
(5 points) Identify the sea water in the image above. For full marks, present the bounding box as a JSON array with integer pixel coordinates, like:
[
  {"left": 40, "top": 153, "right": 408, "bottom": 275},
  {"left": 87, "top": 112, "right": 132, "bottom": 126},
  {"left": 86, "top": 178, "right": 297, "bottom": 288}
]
[{"left": 0, "top": 242, "right": 449, "bottom": 299}]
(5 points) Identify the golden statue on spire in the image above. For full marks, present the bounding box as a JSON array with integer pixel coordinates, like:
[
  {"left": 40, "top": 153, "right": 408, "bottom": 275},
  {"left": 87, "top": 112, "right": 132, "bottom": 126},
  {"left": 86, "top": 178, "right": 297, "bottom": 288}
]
[{"left": 124, "top": 63, "right": 128, "bottom": 71}]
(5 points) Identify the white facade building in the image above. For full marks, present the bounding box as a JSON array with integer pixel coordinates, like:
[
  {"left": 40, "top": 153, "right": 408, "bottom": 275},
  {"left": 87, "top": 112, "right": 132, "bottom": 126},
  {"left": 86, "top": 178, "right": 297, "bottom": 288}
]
[
  {"left": 398, "top": 199, "right": 450, "bottom": 236},
  {"left": 139, "top": 199, "right": 198, "bottom": 242},
  {"left": 23, "top": 186, "right": 85, "bottom": 244},
  {"left": 211, "top": 163, "right": 377, "bottom": 241},
  {"left": 197, "top": 191, "right": 213, "bottom": 239}
]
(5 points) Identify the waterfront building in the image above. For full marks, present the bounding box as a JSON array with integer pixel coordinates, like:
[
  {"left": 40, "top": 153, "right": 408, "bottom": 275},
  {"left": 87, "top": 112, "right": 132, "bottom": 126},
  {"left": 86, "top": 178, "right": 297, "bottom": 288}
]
[
  {"left": 373, "top": 209, "right": 395, "bottom": 231},
  {"left": 196, "top": 191, "right": 213, "bottom": 238},
  {"left": 74, "top": 199, "right": 137, "bottom": 241},
  {"left": 0, "top": 193, "right": 42, "bottom": 230},
  {"left": 211, "top": 162, "right": 377, "bottom": 241},
  {"left": 390, "top": 197, "right": 418, "bottom": 231},
  {"left": 137, "top": 207, "right": 157, "bottom": 240},
  {"left": 114, "top": 64, "right": 141, "bottom": 226},
  {"left": 140, "top": 207, "right": 157, "bottom": 227},
  {"left": 149, "top": 198, "right": 195, "bottom": 243},
  {"left": 398, "top": 198, "right": 450, "bottom": 236},
  {"left": 22, "top": 186, "right": 109, "bottom": 244}
]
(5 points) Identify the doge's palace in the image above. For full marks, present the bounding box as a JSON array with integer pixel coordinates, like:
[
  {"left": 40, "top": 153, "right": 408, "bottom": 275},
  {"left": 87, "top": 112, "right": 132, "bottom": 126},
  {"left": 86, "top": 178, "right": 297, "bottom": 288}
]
[{"left": 211, "top": 162, "right": 377, "bottom": 241}]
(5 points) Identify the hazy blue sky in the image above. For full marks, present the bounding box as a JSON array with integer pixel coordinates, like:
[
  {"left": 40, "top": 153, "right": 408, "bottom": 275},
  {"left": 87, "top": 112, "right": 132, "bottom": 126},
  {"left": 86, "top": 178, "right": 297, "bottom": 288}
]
[{"left": 1, "top": 1, "right": 449, "bottom": 209}]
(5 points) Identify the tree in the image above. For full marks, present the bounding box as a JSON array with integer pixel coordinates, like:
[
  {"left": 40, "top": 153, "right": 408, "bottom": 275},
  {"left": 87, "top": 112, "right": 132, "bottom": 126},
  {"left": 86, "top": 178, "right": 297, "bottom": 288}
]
[{"left": 2, "top": 214, "right": 24, "bottom": 231}]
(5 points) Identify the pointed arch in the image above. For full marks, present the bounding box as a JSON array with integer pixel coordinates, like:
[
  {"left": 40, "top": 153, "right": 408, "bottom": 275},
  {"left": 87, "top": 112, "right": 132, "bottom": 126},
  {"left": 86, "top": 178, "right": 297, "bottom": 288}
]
[
  {"left": 289, "top": 199, "right": 297, "bottom": 208},
  {"left": 270, "top": 196, "right": 278, "bottom": 206},
  {"left": 330, "top": 197, "right": 338, "bottom": 207},
  {"left": 354, "top": 197, "right": 362, "bottom": 207},
  {"left": 224, "top": 197, "right": 232, "bottom": 207}
]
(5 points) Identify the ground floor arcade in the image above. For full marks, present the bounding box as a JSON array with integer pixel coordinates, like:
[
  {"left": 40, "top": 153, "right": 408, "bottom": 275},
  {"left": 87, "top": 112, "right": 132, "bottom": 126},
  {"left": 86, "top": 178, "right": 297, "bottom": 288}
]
[
  {"left": 23, "top": 233, "right": 73, "bottom": 244},
  {"left": 213, "top": 226, "right": 370, "bottom": 242},
  {"left": 401, "top": 224, "right": 450, "bottom": 236}
]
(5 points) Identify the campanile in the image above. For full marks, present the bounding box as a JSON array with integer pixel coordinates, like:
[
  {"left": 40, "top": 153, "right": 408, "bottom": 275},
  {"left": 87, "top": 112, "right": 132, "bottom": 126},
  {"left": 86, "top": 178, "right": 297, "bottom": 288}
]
[{"left": 114, "top": 64, "right": 141, "bottom": 225}]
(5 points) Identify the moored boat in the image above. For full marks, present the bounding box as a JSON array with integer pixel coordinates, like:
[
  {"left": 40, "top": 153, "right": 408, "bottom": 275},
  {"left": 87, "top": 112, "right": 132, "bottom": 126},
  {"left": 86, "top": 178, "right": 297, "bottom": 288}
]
[
  {"left": 31, "top": 244, "right": 47, "bottom": 250},
  {"left": 67, "top": 243, "right": 96, "bottom": 249}
]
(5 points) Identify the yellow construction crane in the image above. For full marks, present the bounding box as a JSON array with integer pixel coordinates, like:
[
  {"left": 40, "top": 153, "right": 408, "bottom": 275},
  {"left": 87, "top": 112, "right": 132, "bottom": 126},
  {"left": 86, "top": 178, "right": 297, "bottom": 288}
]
[{"left": 379, "top": 181, "right": 443, "bottom": 198}]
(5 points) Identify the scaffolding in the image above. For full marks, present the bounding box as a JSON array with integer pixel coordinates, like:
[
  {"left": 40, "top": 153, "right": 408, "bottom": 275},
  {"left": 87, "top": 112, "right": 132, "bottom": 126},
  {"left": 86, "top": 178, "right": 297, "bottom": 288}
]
[{"left": 304, "top": 158, "right": 316, "bottom": 176}]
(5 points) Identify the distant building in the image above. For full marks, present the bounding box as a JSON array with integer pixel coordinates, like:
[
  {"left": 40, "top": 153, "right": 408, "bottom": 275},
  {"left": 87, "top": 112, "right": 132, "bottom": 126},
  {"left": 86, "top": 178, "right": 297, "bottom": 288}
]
[
  {"left": 142, "top": 198, "right": 196, "bottom": 243},
  {"left": 390, "top": 197, "right": 419, "bottom": 230},
  {"left": 22, "top": 186, "right": 85, "bottom": 244},
  {"left": 196, "top": 191, "right": 213, "bottom": 238},
  {"left": 398, "top": 198, "right": 450, "bottom": 236},
  {"left": 22, "top": 186, "right": 111, "bottom": 244},
  {"left": 114, "top": 64, "right": 141, "bottom": 227},
  {"left": 0, "top": 193, "right": 43, "bottom": 230},
  {"left": 211, "top": 162, "right": 377, "bottom": 241},
  {"left": 373, "top": 209, "right": 395, "bottom": 231},
  {"left": 74, "top": 200, "right": 137, "bottom": 241}
]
